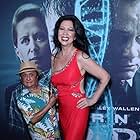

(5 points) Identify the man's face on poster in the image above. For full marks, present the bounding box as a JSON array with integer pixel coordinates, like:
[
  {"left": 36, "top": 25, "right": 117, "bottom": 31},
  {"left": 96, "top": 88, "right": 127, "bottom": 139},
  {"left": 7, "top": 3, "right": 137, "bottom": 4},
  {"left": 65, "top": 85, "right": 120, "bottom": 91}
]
[
  {"left": 15, "top": 16, "right": 51, "bottom": 71},
  {"left": 109, "top": 1, "right": 140, "bottom": 80}
]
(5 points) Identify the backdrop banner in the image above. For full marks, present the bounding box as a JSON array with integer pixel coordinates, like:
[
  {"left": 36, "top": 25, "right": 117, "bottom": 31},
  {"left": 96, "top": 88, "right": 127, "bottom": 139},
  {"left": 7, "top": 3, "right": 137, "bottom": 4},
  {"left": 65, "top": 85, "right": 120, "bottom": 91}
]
[{"left": 0, "top": 0, "right": 139, "bottom": 139}]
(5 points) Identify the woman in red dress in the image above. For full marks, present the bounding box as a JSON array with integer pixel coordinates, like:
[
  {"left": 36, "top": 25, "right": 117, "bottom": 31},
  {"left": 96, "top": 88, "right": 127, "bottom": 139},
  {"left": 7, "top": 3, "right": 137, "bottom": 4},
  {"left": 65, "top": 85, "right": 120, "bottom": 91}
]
[{"left": 51, "top": 15, "right": 110, "bottom": 140}]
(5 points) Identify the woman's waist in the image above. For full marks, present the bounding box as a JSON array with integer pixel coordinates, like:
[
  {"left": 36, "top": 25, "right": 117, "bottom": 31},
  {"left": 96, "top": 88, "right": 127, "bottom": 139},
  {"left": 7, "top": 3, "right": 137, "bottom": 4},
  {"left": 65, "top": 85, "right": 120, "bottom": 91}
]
[
  {"left": 58, "top": 89, "right": 85, "bottom": 97},
  {"left": 57, "top": 85, "right": 78, "bottom": 92},
  {"left": 56, "top": 84, "right": 79, "bottom": 89}
]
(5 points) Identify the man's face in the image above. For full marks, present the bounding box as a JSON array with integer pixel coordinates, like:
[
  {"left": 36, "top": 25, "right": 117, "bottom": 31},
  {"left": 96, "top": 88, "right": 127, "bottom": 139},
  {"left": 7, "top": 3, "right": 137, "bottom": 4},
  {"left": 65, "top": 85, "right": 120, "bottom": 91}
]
[
  {"left": 20, "top": 71, "right": 38, "bottom": 89},
  {"left": 15, "top": 17, "right": 51, "bottom": 71},
  {"left": 109, "top": 1, "right": 140, "bottom": 80}
]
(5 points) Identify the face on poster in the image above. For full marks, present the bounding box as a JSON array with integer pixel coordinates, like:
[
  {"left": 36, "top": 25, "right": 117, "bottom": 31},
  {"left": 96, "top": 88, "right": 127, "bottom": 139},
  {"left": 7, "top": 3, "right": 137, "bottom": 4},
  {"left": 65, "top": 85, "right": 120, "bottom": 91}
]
[
  {"left": 0, "top": 0, "right": 51, "bottom": 93},
  {"left": 105, "top": 0, "right": 140, "bottom": 81}
]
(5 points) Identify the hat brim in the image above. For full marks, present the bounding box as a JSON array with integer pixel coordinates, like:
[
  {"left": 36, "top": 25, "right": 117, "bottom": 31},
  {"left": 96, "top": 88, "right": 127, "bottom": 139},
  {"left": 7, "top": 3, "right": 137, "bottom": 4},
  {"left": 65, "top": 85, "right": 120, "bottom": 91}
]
[{"left": 18, "top": 68, "right": 41, "bottom": 75}]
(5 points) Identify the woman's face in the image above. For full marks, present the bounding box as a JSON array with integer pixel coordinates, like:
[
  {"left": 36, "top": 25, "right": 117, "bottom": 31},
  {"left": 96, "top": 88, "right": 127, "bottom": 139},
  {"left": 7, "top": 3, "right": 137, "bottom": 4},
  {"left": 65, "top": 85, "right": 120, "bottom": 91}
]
[
  {"left": 15, "top": 17, "right": 51, "bottom": 71},
  {"left": 58, "top": 20, "right": 76, "bottom": 47},
  {"left": 20, "top": 71, "right": 38, "bottom": 89}
]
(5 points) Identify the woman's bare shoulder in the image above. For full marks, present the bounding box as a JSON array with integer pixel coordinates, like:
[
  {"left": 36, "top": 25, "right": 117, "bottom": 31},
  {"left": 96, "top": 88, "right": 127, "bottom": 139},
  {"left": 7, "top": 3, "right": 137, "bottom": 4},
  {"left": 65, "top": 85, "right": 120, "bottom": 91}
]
[{"left": 77, "top": 50, "right": 89, "bottom": 61}]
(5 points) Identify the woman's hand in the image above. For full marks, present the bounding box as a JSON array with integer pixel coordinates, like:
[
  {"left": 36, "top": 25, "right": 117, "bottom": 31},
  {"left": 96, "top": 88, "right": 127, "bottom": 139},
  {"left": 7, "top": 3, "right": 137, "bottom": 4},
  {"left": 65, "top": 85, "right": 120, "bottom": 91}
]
[{"left": 77, "top": 97, "right": 97, "bottom": 109}]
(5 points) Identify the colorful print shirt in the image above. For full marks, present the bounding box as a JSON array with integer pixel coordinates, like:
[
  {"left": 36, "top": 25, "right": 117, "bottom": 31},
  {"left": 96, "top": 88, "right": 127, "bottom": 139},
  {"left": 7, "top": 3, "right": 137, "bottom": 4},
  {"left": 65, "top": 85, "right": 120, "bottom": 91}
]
[{"left": 16, "top": 85, "right": 60, "bottom": 140}]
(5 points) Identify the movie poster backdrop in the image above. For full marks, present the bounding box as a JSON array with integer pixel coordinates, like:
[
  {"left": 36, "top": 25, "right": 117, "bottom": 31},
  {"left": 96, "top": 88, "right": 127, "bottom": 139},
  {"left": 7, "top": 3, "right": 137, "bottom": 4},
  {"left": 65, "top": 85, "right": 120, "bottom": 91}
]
[{"left": 0, "top": 0, "right": 139, "bottom": 139}]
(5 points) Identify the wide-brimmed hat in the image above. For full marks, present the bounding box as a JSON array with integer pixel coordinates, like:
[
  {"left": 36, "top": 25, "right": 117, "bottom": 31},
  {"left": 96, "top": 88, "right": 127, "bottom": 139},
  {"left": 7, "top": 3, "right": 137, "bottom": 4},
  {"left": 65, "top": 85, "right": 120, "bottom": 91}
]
[{"left": 18, "top": 61, "right": 41, "bottom": 74}]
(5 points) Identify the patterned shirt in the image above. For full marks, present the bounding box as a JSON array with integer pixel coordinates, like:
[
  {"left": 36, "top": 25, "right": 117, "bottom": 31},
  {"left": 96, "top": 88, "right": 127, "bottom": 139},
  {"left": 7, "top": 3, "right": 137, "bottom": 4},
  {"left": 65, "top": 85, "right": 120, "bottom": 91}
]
[{"left": 16, "top": 85, "right": 59, "bottom": 140}]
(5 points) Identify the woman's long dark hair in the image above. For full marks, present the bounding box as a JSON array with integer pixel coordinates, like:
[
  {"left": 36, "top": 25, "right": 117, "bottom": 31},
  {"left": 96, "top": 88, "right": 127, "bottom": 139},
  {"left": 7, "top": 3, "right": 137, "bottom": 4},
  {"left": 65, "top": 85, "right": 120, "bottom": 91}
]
[{"left": 53, "top": 15, "right": 90, "bottom": 56}]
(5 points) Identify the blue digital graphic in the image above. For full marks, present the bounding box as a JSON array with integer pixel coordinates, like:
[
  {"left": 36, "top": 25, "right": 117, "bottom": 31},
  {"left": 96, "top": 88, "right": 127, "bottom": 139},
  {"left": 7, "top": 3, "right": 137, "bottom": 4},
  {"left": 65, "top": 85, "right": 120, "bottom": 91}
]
[{"left": 75, "top": 0, "right": 113, "bottom": 139}]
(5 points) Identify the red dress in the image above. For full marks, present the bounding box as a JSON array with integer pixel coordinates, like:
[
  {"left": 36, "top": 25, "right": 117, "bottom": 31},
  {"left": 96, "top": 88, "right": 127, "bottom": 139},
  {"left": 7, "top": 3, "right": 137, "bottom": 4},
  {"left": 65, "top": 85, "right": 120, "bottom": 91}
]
[{"left": 51, "top": 49, "right": 89, "bottom": 140}]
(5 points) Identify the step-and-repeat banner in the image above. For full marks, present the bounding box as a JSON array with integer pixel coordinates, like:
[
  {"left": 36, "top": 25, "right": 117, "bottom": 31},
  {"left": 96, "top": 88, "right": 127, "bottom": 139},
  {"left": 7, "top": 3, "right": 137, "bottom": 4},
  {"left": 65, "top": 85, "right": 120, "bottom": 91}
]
[{"left": 0, "top": 0, "right": 140, "bottom": 139}]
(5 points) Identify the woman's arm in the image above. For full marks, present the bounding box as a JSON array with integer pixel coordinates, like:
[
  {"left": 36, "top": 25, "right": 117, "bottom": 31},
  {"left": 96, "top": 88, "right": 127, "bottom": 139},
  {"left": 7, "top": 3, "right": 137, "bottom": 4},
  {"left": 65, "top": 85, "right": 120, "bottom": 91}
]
[{"left": 77, "top": 52, "right": 110, "bottom": 109}]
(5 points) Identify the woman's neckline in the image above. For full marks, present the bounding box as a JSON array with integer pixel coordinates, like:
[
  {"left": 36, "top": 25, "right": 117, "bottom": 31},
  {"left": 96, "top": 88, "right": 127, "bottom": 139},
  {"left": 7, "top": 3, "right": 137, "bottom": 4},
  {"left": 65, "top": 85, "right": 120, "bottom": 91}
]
[{"left": 52, "top": 48, "right": 78, "bottom": 75}]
